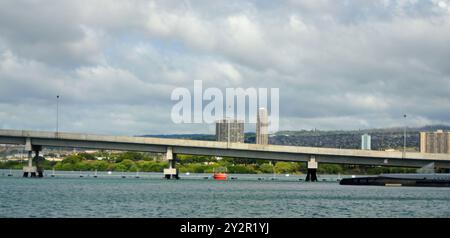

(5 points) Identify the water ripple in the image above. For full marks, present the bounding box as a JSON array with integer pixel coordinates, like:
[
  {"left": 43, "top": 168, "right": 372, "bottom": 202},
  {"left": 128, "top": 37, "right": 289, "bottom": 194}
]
[{"left": 0, "top": 176, "right": 449, "bottom": 218}]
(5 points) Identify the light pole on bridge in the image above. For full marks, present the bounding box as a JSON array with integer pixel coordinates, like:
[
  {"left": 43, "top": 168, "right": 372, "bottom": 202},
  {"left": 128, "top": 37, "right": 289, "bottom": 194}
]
[
  {"left": 56, "top": 95, "right": 60, "bottom": 134},
  {"left": 403, "top": 114, "right": 407, "bottom": 159}
]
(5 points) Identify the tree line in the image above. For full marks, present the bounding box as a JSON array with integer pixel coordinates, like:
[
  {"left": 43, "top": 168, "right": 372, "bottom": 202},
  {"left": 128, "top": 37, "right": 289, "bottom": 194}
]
[{"left": 0, "top": 151, "right": 416, "bottom": 174}]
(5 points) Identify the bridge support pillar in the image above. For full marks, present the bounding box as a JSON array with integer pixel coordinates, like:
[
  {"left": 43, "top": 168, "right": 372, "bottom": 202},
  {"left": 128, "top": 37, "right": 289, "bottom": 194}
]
[
  {"left": 35, "top": 149, "right": 44, "bottom": 178},
  {"left": 164, "top": 147, "right": 179, "bottom": 179},
  {"left": 22, "top": 139, "right": 42, "bottom": 178},
  {"left": 306, "top": 156, "right": 318, "bottom": 182}
]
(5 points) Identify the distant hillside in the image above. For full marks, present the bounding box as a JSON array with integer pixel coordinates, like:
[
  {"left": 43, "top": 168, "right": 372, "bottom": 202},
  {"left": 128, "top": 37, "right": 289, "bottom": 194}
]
[
  {"left": 276, "top": 125, "right": 450, "bottom": 136},
  {"left": 143, "top": 133, "right": 257, "bottom": 143},
  {"left": 143, "top": 134, "right": 216, "bottom": 141},
  {"left": 270, "top": 125, "right": 450, "bottom": 150},
  {"left": 141, "top": 125, "right": 450, "bottom": 151}
]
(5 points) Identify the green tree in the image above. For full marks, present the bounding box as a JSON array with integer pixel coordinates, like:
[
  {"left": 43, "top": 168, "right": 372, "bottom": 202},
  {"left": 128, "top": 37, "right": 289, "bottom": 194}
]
[
  {"left": 112, "top": 163, "right": 127, "bottom": 172},
  {"left": 119, "top": 159, "right": 135, "bottom": 171},
  {"left": 62, "top": 154, "right": 83, "bottom": 164},
  {"left": 91, "top": 160, "right": 109, "bottom": 171},
  {"left": 77, "top": 153, "right": 96, "bottom": 160},
  {"left": 177, "top": 154, "right": 215, "bottom": 164},
  {"left": 74, "top": 162, "right": 90, "bottom": 171},
  {"left": 182, "top": 163, "right": 209, "bottom": 173},
  {"left": 274, "top": 162, "right": 300, "bottom": 174},
  {"left": 259, "top": 163, "right": 274, "bottom": 173},
  {"left": 228, "top": 165, "right": 257, "bottom": 174},
  {"left": 318, "top": 164, "right": 344, "bottom": 174},
  {"left": 116, "top": 152, "right": 145, "bottom": 162},
  {"left": 136, "top": 161, "right": 166, "bottom": 172}
]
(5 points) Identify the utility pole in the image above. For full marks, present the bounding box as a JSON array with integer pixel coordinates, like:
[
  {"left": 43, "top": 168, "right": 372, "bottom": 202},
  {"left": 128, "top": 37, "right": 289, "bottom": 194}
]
[
  {"left": 56, "top": 95, "right": 60, "bottom": 159},
  {"left": 56, "top": 95, "right": 60, "bottom": 134},
  {"left": 403, "top": 114, "right": 407, "bottom": 159}
]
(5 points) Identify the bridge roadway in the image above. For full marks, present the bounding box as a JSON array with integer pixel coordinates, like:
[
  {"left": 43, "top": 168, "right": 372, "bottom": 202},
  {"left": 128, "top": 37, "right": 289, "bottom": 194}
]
[{"left": 1, "top": 129, "right": 450, "bottom": 168}]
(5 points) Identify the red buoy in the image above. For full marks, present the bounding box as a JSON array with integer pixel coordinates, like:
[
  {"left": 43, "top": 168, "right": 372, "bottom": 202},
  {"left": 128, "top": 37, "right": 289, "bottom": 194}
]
[
  {"left": 213, "top": 173, "right": 228, "bottom": 180},
  {"left": 213, "top": 167, "right": 228, "bottom": 180}
]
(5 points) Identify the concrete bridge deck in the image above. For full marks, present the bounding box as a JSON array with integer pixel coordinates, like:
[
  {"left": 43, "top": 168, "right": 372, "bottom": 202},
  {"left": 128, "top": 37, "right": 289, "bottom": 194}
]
[{"left": 1, "top": 129, "right": 450, "bottom": 168}]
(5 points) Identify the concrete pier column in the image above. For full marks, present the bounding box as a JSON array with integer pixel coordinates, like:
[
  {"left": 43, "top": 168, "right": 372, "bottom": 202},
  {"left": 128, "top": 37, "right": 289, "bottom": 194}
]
[
  {"left": 22, "top": 151, "right": 32, "bottom": 177},
  {"left": 22, "top": 138, "right": 37, "bottom": 178},
  {"left": 163, "top": 147, "right": 179, "bottom": 179},
  {"left": 35, "top": 150, "right": 44, "bottom": 178},
  {"left": 306, "top": 156, "right": 318, "bottom": 182}
]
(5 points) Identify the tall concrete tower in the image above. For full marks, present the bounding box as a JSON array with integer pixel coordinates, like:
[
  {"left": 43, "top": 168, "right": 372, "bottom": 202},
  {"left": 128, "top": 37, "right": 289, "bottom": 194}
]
[
  {"left": 215, "top": 119, "right": 244, "bottom": 143},
  {"left": 361, "top": 133, "right": 371, "bottom": 150},
  {"left": 420, "top": 130, "right": 450, "bottom": 154},
  {"left": 256, "top": 108, "right": 269, "bottom": 145}
]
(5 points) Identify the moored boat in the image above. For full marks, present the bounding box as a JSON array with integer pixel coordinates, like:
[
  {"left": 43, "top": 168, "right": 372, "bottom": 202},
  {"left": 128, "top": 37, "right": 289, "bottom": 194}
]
[{"left": 339, "top": 173, "right": 450, "bottom": 187}]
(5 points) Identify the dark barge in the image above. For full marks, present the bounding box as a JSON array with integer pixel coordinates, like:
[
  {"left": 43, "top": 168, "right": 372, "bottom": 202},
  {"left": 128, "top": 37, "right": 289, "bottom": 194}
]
[{"left": 339, "top": 174, "right": 450, "bottom": 187}]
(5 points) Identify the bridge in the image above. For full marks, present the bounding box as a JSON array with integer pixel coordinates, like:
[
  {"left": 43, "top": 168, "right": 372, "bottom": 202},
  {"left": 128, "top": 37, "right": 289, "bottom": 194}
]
[{"left": 1, "top": 129, "right": 450, "bottom": 180}]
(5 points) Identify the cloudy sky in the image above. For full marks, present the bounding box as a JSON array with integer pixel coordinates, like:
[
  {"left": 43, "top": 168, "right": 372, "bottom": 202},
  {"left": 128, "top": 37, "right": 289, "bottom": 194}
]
[{"left": 1, "top": 0, "right": 450, "bottom": 135}]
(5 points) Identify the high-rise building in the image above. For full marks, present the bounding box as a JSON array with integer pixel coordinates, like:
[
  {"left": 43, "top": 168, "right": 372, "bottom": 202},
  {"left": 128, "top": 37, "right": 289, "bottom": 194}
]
[
  {"left": 420, "top": 130, "right": 450, "bottom": 154},
  {"left": 215, "top": 119, "right": 244, "bottom": 143},
  {"left": 361, "top": 133, "right": 371, "bottom": 150},
  {"left": 256, "top": 108, "right": 269, "bottom": 145}
]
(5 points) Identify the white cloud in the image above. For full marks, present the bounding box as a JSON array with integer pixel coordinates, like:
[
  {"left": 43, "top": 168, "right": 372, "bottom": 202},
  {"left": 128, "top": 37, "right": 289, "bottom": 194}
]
[{"left": 1, "top": 0, "right": 450, "bottom": 135}]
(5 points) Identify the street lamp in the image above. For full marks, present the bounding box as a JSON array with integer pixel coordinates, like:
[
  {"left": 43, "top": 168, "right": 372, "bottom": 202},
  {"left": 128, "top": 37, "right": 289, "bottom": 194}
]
[
  {"left": 56, "top": 95, "right": 60, "bottom": 133},
  {"left": 403, "top": 114, "right": 407, "bottom": 158}
]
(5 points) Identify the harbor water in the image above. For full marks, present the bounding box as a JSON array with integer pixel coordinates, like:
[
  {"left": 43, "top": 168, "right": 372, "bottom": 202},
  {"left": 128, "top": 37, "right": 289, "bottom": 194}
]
[{"left": 1, "top": 170, "right": 449, "bottom": 218}]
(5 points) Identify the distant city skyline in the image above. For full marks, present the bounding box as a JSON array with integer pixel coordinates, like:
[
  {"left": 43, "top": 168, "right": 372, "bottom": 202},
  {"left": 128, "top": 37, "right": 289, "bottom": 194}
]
[{"left": 1, "top": 0, "right": 450, "bottom": 135}]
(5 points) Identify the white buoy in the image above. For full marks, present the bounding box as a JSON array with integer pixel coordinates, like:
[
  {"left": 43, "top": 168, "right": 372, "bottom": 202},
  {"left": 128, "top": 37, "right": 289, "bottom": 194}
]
[
  {"left": 186, "top": 172, "right": 190, "bottom": 175},
  {"left": 285, "top": 174, "right": 290, "bottom": 177},
  {"left": 107, "top": 171, "right": 112, "bottom": 175},
  {"left": 351, "top": 175, "right": 356, "bottom": 178}
]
